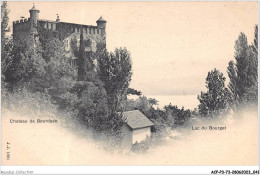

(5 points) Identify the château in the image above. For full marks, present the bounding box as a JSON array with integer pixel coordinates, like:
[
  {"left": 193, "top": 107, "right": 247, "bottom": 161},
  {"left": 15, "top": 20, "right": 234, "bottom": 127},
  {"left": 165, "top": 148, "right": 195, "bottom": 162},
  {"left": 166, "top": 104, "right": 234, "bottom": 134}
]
[{"left": 13, "top": 5, "right": 107, "bottom": 67}]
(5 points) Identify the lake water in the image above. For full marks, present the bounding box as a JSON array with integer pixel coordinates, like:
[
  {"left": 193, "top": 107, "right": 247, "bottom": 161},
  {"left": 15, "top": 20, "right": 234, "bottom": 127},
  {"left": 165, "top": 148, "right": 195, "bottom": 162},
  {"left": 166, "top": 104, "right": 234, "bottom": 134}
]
[{"left": 128, "top": 95, "right": 199, "bottom": 110}]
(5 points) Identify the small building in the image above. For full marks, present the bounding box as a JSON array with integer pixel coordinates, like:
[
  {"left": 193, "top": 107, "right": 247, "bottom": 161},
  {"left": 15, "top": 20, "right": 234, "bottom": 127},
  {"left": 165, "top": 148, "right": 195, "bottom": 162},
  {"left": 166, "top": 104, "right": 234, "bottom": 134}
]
[{"left": 121, "top": 110, "right": 154, "bottom": 147}]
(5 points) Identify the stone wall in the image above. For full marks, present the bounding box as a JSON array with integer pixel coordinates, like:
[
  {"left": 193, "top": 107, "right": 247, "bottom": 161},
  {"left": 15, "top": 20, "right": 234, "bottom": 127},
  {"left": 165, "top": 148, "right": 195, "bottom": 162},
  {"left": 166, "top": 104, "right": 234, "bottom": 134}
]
[{"left": 13, "top": 19, "right": 31, "bottom": 45}]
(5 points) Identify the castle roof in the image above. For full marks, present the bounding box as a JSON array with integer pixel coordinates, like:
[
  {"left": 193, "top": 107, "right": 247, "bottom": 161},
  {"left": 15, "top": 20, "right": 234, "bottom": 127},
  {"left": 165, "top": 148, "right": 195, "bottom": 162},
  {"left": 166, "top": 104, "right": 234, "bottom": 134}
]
[
  {"left": 30, "top": 5, "right": 40, "bottom": 12},
  {"left": 97, "top": 16, "right": 107, "bottom": 22}
]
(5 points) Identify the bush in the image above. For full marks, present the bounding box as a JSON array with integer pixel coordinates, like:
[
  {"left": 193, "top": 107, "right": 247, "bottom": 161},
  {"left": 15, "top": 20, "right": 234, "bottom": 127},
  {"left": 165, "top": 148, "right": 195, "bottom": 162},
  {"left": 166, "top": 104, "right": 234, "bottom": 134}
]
[
  {"left": 131, "top": 132, "right": 166, "bottom": 153},
  {"left": 2, "top": 87, "right": 56, "bottom": 118}
]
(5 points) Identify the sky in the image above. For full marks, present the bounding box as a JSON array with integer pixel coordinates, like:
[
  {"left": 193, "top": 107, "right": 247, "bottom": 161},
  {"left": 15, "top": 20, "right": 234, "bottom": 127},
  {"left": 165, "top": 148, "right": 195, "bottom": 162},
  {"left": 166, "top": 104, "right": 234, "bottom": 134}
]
[{"left": 7, "top": 1, "right": 258, "bottom": 96}]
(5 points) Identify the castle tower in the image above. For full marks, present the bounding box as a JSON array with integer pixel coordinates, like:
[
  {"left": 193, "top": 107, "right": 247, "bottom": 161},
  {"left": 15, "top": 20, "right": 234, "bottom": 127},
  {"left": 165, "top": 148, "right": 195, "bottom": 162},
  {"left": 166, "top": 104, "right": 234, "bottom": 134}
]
[
  {"left": 56, "top": 14, "right": 60, "bottom": 22},
  {"left": 29, "top": 4, "right": 40, "bottom": 35},
  {"left": 96, "top": 16, "right": 107, "bottom": 39}
]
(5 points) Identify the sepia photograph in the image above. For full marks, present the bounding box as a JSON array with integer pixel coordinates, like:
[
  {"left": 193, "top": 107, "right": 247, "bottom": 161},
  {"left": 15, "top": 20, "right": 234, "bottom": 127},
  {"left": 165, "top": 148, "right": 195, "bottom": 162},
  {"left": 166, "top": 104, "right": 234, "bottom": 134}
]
[{"left": 0, "top": 0, "right": 258, "bottom": 171}]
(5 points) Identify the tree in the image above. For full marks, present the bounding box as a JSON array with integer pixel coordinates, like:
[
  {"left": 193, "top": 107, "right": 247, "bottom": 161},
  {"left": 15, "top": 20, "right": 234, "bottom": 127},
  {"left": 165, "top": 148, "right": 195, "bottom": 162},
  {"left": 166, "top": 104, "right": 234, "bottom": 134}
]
[
  {"left": 98, "top": 47, "right": 132, "bottom": 114},
  {"left": 234, "top": 33, "right": 249, "bottom": 104},
  {"left": 125, "top": 95, "right": 153, "bottom": 112},
  {"left": 3, "top": 33, "right": 47, "bottom": 92},
  {"left": 164, "top": 104, "right": 191, "bottom": 127},
  {"left": 198, "top": 69, "right": 232, "bottom": 117},
  {"left": 243, "top": 46, "right": 258, "bottom": 104},
  {"left": 227, "top": 61, "right": 238, "bottom": 108},
  {"left": 127, "top": 88, "right": 142, "bottom": 96},
  {"left": 38, "top": 36, "right": 78, "bottom": 113},
  {"left": 227, "top": 29, "right": 258, "bottom": 108},
  {"left": 77, "top": 81, "right": 109, "bottom": 130},
  {"left": 1, "top": 1, "right": 11, "bottom": 84},
  {"left": 245, "top": 25, "right": 258, "bottom": 104},
  {"left": 77, "top": 33, "right": 95, "bottom": 81},
  {"left": 37, "top": 23, "right": 73, "bottom": 62},
  {"left": 77, "top": 33, "right": 86, "bottom": 81},
  {"left": 148, "top": 98, "right": 158, "bottom": 106},
  {"left": 251, "top": 25, "right": 258, "bottom": 56},
  {"left": 1, "top": 1, "right": 10, "bottom": 52}
]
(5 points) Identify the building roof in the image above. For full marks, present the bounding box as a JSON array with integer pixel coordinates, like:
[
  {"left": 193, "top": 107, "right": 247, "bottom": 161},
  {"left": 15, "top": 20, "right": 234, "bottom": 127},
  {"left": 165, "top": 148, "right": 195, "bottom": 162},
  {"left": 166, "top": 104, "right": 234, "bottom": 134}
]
[
  {"left": 97, "top": 16, "right": 107, "bottom": 22},
  {"left": 30, "top": 5, "right": 40, "bottom": 12},
  {"left": 122, "top": 110, "right": 154, "bottom": 130}
]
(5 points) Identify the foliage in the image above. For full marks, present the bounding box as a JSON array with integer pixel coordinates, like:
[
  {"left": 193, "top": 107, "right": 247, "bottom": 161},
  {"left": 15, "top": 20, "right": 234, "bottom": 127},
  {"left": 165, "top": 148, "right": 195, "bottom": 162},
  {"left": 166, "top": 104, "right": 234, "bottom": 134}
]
[
  {"left": 125, "top": 95, "right": 191, "bottom": 131},
  {"left": 37, "top": 26, "right": 59, "bottom": 62},
  {"left": 146, "top": 107, "right": 169, "bottom": 133},
  {"left": 131, "top": 132, "right": 166, "bottom": 153},
  {"left": 131, "top": 137, "right": 152, "bottom": 153},
  {"left": 227, "top": 28, "right": 258, "bottom": 108},
  {"left": 1, "top": 1, "right": 11, "bottom": 84},
  {"left": 37, "top": 22, "right": 75, "bottom": 62},
  {"left": 245, "top": 25, "right": 258, "bottom": 104},
  {"left": 1, "top": 1, "right": 10, "bottom": 49},
  {"left": 227, "top": 61, "right": 238, "bottom": 107},
  {"left": 198, "top": 69, "right": 232, "bottom": 117},
  {"left": 2, "top": 87, "right": 56, "bottom": 116},
  {"left": 1, "top": 38, "right": 13, "bottom": 85},
  {"left": 125, "top": 96, "right": 152, "bottom": 113},
  {"left": 3, "top": 18, "right": 77, "bottom": 112},
  {"left": 45, "top": 55, "right": 77, "bottom": 109},
  {"left": 77, "top": 33, "right": 86, "bottom": 81},
  {"left": 127, "top": 88, "right": 142, "bottom": 96},
  {"left": 98, "top": 47, "right": 133, "bottom": 114},
  {"left": 164, "top": 104, "right": 191, "bottom": 127},
  {"left": 55, "top": 23, "right": 74, "bottom": 41},
  {"left": 251, "top": 25, "right": 258, "bottom": 56},
  {"left": 148, "top": 98, "right": 158, "bottom": 106},
  {"left": 70, "top": 36, "right": 78, "bottom": 57},
  {"left": 3, "top": 34, "right": 47, "bottom": 92},
  {"left": 76, "top": 81, "right": 109, "bottom": 129},
  {"left": 77, "top": 33, "right": 95, "bottom": 81},
  {"left": 36, "top": 28, "right": 78, "bottom": 111}
]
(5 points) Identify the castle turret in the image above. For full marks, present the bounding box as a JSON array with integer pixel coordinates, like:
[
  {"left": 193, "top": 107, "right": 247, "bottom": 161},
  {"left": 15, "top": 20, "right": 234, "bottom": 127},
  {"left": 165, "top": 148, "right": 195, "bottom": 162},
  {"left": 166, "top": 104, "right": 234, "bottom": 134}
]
[
  {"left": 56, "top": 14, "right": 60, "bottom": 22},
  {"left": 96, "top": 16, "right": 106, "bottom": 38},
  {"left": 29, "top": 4, "right": 40, "bottom": 35}
]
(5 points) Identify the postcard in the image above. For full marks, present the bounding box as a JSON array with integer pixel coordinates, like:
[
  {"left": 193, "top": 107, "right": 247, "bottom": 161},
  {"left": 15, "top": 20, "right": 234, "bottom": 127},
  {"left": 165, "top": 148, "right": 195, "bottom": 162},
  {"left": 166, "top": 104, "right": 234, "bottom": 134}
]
[{"left": 1, "top": 1, "right": 258, "bottom": 172}]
